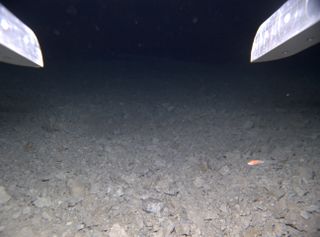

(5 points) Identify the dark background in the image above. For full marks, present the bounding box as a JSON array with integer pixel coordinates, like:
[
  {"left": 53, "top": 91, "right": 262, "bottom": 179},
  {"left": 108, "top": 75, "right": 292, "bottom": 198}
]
[{"left": 1, "top": 0, "right": 320, "bottom": 65}]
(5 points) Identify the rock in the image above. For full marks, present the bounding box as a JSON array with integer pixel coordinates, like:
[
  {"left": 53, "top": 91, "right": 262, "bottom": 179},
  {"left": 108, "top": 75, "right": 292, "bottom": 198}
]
[
  {"left": 219, "top": 203, "right": 228, "bottom": 213},
  {"left": 175, "top": 221, "right": 201, "bottom": 237},
  {"left": 22, "top": 206, "right": 32, "bottom": 215},
  {"left": 219, "top": 165, "right": 230, "bottom": 176},
  {"left": 229, "top": 225, "right": 242, "bottom": 237},
  {"left": 262, "top": 222, "right": 287, "bottom": 237},
  {"left": 193, "top": 176, "right": 205, "bottom": 188},
  {"left": 66, "top": 198, "right": 81, "bottom": 208},
  {"left": 310, "top": 133, "right": 320, "bottom": 140},
  {"left": 41, "top": 210, "right": 52, "bottom": 221},
  {"left": 113, "top": 186, "right": 125, "bottom": 197},
  {"left": 89, "top": 182, "right": 100, "bottom": 194},
  {"left": 243, "top": 120, "right": 255, "bottom": 130},
  {"left": 66, "top": 178, "right": 87, "bottom": 198},
  {"left": 242, "top": 227, "right": 261, "bottom": 237},
  {"left": 270, "top": 188, "right": 285, "bottom": 201},
  {"left": 152, "top": 229, "right": 166, "bottom": 237},
  {"left": 142, "top": 198, "right": 165, "bottom": 214},
  {"left": 0, "top": 186, "right": 11, "bottom": 205},
  {"left": 306, "top": 204, "right": 320, "bottom": 213},
  {"left": 162, "top": 103, "right": 175, "bottom": 112},
  {"left": 109, "top": 223, "right": 129, "bottom": 237},
  {"left": 155, "top": 179, "right": 179, "bottom": 196},
  {"left": 300, "top": 210, "right": 310, "bottom": 220},
  {"left": 292, "top": 185, "right": 307, "bottom": 197},
  {"left": 224, "top": 150, "right": 242, "bottom": 160},
  {"left": 297, "top": 167, "right": 314, "bottom": 181},
  {"left": 272, "top": 198, "right": 287, "bottom": 219},
  {"left": 61, "top": 229, "right": 73, "bottom": 237},
  {"left": 199, "top": 159, "right": 210, "bottom": 172},
  {"left": 240, "top": 215, "right": 252, "bottom": 229},
  {"left": 33, "top": 197, "right": 52, "bottom": 208},
  {"left": 12, "top": 211, "right": 21, "bottom": 219},
  {"left": 161, "top": 219, "right": 176, "bottom": 236},
  {"left": 14, "top": 226, "right": 37, "bottom": 237},
  {"left": 175, "top": 222, "right": 192, "bottom": 236}
]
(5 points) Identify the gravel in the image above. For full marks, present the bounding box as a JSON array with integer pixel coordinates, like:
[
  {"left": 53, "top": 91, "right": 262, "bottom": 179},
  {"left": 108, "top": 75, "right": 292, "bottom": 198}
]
[{"left": 0, "top": 58, "right": 319, "bottom": 236}]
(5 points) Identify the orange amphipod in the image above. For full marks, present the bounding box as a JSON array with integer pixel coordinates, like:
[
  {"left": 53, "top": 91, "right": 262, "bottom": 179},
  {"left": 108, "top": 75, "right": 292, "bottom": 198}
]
[{"left": 247, "top": 160, "right": 264, "bottom": 166}]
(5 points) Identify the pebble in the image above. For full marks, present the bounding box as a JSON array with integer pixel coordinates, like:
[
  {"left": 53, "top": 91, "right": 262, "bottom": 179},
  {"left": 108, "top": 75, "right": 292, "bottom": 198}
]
[
  {"left": 0, "top": 186, "right": 11, "bottom": 205},
  {"left": 224, "top": 150, "right": 242, "bottom": 160},
  {"left": 240, "top": 215, "right": 252, "bottom": 229},
  {"left": 242, "top": 227, "right": 261, "bottom": 237},
  {"left": 310, "top": 133, "right": 320, "bottom": 140},
  {"left": 42, "top": 210, "right": 52, "bottom": 221},
  {"left": 219, "top": 165, "right": 230, "bottom": 176},
  {"left": 22, "top": 206, "right": 32, "bottom": 215},
  {"left": 161, "top": 219, "right": 176, "bottom": 236},
  {"left": 293, "top": 185, "right": 307, "bottom": 197},
  {"left": 33, "top": 197, "right": 52, "bottom": 208},
  {"left": 219, "top": 203, "right": 228, "bottom": 213},
  {"left": 14, "top": 226, "right": 36, "bottom": 237},
  {"left": 66, "top": 178, "right": 87, "bottom": 198},
  {"left": 243, "top": 120, "right": 255, "bottom": 130},
  {"left": 109, "top": 223, "right": 129, "bottom": 237},
  {"left": 142, "top": 198, "right": 165, "bottom": 214},
  {"left": 193, "top": 176, "right": 205, "bottom": 188},
  {"left": 155, "top": 179, "right": 179, "bottom": 196},
  {"left": 306, "top": 204, "right": 320, "bottom": 213},
  {"left": 12, "top": 211, "right": 21, "bottom": 219},
  {"left": 162, "top": 103, "right": 175, "bottom": 112},
  {"left": 113, "top": 186, "right": 125, "bottom": 197},
  {"left": 175, "top": 222, "right": 192, "bottom": 236},
  {"left": 300, "top": 210, "right": 310, "bottom": 220}
]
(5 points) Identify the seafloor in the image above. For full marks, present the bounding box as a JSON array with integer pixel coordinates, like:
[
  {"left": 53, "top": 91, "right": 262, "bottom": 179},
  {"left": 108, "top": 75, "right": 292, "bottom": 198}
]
[{"left": 0, "top": 57, "right": 319, "bottom": 236}]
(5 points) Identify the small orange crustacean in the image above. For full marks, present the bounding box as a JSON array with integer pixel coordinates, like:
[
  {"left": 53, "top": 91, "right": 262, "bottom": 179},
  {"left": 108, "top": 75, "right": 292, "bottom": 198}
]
[{"left": 247, "top": 160, "right": 264, "bottom": 166}]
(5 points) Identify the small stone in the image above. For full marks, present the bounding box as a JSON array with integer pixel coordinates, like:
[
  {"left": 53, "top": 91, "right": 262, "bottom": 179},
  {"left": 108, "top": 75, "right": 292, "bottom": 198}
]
[
  {"left": 142, "top": 198, "right": 165, "bottom": 214},
  {"left": 114, "top": 186, "right": 124, "bottom": 197},
  {"left": 15, "top": 226, "right": 36, "bottom": 237},
  {"left": 242, "top": 227, "right": 261, "bottom": 237},
  {"left": 240, "top": 216, "right": 252, "bottom": 229},
  {"left": 0, "top": 226, "right": 5, "bottom": 232},
  {"left": 156, "top": 180, "right": 179, "bottom": 196},
  {"left": 109, "top": 223, "right": 129, "bottom": 237},
  {"left": 89, "top": 183, "right": 100, "bottom": 194},
  {"left": 224, "top": 150, "right": 242, "bottom": 160},
  {"left": 300, "top": 211, "right": 310, "bottom": 220},
  {"left": 161, "top": 219, "right": 176, "bottom": 236},
  {"left": 219, "top": 165, "right": 230, "bottom": 176},
  {"left": 66, "top": 221, "right": 73, "bottom": 226},
  {"left": 66, "top": 178, "right": 87, "bottom": 198},
  {"left": 306, "top": 204, "right": 320, "bottom": 213},
  {"left": 193, "top": 176, "right": 205, "bottom": 188},
  {"left": 41, "top": 211, "right": 52, "bottom": 221},
  {"left": 267, "top": 223, "right": 286, "bottom": 237},
  {"left": 12, "top": 211, "right": 21, "bottom": 219},
  {"left": 243, "top": 120, "right": 254, "bottom": 130},
  {"left": 22, "top": 206, "right": 32, "bottom": 215},
  {"left": 162, "top": 103, "right": 175, "bottom": 112},
  {"left": 271, "top": 188, "right": 285, "bottom": 200},
  {"left": 33, "top": 197, "right": 52, "bottom": 208},
  {"left": 219, "top": 203, "right": 228, "bottom": 213},
  {"left": 0, "top": 186, "right": 11, "bottom": 205},
  {"left": 311, "top": 133, "right": 320, "bottom": 140},
  {"left": 293, "top": 185, "right": 307, "bottom": 197},
  {"left": 175, "top": 222, "right": 192, "bottom": 236},
  {"left": 76, "top": 223, "right": 85, "bottom": 231}
]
